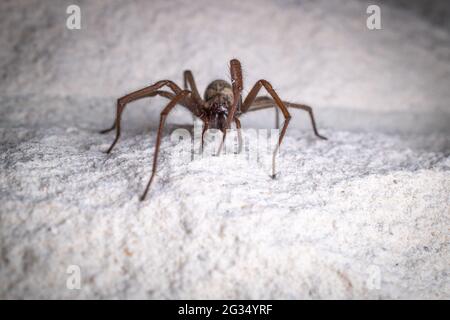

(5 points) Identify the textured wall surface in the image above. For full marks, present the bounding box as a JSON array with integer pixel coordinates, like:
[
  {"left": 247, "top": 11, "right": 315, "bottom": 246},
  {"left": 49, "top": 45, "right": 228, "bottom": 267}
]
[
  {"left": 1, "top": 0, "right": 449, "bottom": 131},
  {"left": 0, "top": 0, "right": 449, "bottom": 299}
]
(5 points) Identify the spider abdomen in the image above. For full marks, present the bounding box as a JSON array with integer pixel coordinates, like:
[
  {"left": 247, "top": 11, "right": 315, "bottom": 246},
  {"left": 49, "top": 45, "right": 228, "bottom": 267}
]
[{"left": 204, "top": 79, "right": 233, "bottom": 104}]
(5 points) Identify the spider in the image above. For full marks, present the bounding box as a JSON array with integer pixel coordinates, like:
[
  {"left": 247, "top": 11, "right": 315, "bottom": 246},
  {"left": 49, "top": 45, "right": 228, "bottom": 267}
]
[{"left": 100, "top": 59, "right": 327, "bottom": 201}]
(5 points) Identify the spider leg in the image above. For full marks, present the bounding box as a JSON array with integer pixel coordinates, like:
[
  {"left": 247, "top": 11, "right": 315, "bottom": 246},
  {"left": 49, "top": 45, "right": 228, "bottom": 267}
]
[
  {"left": 99, "top": 90, "right": 176, "bottom": 134},
  {"left": 276, "top": 107, "right": 280, "bottom": 130},
  {"left": 103, "top": 80, "right": 195, "bottom": 154},
  {"left": 211, "top": 117, "right": 242, "bottom": 156},
  {"left": 240, "top": 81, "right": 292, "bottom": 178},
  {"left": 227, "top": 59, "right": 244, "bottom": 126},
  {"left": 217, "top": 59, "right": 243, "bottom": 155},
  {"left": 234, "top": 117, "right": 243, "bottom": 154},
  {"left": 183, "top": 70, "right": 203, "bottom": 104},
  {"left": 245, "top": 97, "right": 281, "bottom": 128},
  {"left": 140, "top": 90, "right": 191, "bottom": 201},
  {"left": 243, "top": 96, "right": 327, "bottom": 140},
  {"left": 201, "top": 120, "right": 209, "bottom": 152},
  {"left": 183, "top": 70, "right": 205, "bottom": 124}
]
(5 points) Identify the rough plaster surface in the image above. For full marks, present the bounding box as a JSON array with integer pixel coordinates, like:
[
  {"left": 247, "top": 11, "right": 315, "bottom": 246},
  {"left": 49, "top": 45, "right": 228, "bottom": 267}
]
[
  {"left": 0, "top": 0, "right": 449, "bottom": 299},
  {"left": 1, "top": 117, "right": 449, "bottom": 299}
]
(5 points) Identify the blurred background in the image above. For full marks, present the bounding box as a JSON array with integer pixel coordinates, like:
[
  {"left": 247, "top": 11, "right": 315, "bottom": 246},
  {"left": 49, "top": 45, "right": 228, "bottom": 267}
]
[{"left": 0, "top": 0, "right": 449, "bottom": 136}]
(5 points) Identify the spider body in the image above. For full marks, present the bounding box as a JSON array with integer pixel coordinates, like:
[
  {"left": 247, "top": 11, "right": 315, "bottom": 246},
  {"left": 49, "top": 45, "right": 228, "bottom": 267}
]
[
  {"left": 204, "top": 79, "right": 234, "bottom": 103},
  {"left": 202, "top": 79, "right": 235, "bottom": 130},
  {"left": 100, "top": 59, "right": 327, "bottom": 200}
]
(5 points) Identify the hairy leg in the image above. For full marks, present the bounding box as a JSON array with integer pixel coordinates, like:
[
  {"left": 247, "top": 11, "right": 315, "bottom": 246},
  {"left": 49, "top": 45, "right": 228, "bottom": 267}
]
[
  {"left": 240, "top": 80, "right": 291, "bottom": 178},
  {"left": 243, "top": 96, "right": 327, "bottom": 140},
  {"left": 100, "top": 90, "right": 176, "bottom": 134},
  {"left": 103, "top": 80, "right": 194, "bottom": 154},
  {"left": 183, "top": 70, "right": 203, "bottom": 104},
  {"left": 217, "top": 59, "right": 244, "bottom": 155},
  {"left": 201, "top": 120, "right": 209, "bottom": 152},
  {"left": 140, "top": 90, "right": 191, "bottom": 201},
  {"left": 234, "top": 117, "right": 243, "bottom": 154},
  {"left": 226, "top": 59, "right": 244, "bottom": 126}
]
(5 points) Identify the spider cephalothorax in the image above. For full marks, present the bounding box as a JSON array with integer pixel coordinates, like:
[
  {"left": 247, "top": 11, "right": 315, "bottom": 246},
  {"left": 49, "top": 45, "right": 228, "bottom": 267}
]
[{"left": 101, "top": 59, "right": 327, "bottom": 200}]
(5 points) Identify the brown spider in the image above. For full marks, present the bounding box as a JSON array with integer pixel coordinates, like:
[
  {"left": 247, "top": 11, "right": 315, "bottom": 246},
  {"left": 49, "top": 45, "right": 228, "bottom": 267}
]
[{"left": 100, "top": 59, "right": 327, "bottom": 201}]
